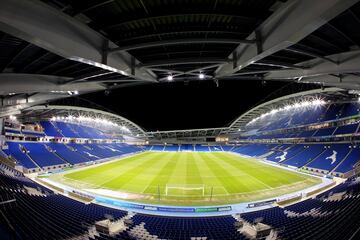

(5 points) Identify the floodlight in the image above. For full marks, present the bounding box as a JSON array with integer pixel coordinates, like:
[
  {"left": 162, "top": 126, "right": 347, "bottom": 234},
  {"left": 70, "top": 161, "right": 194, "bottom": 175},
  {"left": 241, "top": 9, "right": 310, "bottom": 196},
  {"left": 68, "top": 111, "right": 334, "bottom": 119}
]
[
  {"left": 167, "top": 75, "right": 173, "bottom": 81},
  {"left": 284, "top": 105, "right": 291, "bottom": 110},
  {"left": 270, "top": 109, "right": 278, "bottom": 114},
  {"left": 199, "top": 73, "right": 205, "bottom": 79},
  {"left": 294, "top": 103, "right": 301, "bottom": 108}
]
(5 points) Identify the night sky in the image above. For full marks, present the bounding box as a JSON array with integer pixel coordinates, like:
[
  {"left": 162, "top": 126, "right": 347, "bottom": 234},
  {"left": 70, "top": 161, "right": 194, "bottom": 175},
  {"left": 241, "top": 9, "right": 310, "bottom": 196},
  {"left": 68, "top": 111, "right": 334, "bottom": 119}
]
[{"left": 83, "top": 80, "right": 307, "bottom": 131}]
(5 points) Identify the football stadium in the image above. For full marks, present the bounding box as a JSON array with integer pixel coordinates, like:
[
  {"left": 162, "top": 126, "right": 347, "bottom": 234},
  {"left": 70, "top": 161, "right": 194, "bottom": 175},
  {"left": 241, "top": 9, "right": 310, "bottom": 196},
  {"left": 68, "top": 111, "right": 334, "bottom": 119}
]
[{"left": 1, "top": 1, "right": 360, "bottom": 240}]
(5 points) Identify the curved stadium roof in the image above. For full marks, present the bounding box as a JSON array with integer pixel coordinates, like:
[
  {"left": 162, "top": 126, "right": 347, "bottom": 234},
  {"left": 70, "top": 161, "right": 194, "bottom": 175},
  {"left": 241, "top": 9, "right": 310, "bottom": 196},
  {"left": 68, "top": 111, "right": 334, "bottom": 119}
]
[
  {"left": 18, "top": 105, "right": 146, "bottom": 137},
  {"left": 1, "top": 0, "right": 360, "bottom": 135}
]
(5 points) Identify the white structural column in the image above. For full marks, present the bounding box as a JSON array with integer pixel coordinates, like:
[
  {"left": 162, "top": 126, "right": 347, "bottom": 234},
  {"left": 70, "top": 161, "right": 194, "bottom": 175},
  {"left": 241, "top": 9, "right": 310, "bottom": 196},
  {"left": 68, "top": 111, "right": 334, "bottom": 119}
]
[
  {"left": 0, "top": 0, "right": 157, "bottom": 82},
  {"left": 215, "top": 0, "right": 360, "bottom": 78}
]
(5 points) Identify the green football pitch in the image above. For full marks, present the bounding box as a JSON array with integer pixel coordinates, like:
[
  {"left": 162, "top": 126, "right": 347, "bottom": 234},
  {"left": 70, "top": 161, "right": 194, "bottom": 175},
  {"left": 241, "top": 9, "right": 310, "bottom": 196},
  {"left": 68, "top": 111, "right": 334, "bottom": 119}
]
[{"left": 48, "top": 151, "right": 321, "bottom": 206}]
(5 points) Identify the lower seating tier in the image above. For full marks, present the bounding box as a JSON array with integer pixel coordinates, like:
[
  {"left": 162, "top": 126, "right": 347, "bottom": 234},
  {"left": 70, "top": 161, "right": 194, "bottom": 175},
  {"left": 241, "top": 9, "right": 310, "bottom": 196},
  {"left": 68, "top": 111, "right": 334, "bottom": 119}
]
[
  {"left": 2, "top": 141, "right": 141, "bottom": 170},
  {"left": 0, "top": 164, "right": 360, "bottom": 240}
]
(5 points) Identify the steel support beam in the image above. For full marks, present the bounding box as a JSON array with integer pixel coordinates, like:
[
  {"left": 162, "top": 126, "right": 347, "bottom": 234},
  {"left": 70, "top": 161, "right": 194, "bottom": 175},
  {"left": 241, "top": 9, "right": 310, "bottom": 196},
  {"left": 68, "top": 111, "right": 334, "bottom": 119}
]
[
  {"left": 300, "top": 74, "right": 360, "bottom": 89},
  {"left": 109, "top": 38, "right": 255, "bottom": 53},
  {"left": 265, "top": 50, "right": 360, "bottom": 80},
  {"left": 0, "top": 0, "right": 157, "bottom": 82},
  {"left": 0, "top": 74, "right": 105, "bottom": 95},
  {"left": 157, "top": 63, "right": 222, "bottom": 81},
  {"left": 138, "top": 58, "right": 229, "bottom": 68},
  {"left": 215, "top": 0, "right": 359, "bottom": 78},
  {"left": 284, "top": 47, "right": 337, "bottom": 64}
]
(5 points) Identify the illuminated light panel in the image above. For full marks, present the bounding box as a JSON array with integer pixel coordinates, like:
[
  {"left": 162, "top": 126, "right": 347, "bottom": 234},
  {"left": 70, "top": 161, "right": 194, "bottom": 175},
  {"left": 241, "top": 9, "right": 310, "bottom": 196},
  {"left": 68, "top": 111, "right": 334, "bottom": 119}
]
[
  {"left": 246, "top": 98, "right": 326, "bottom": 126},
  {"left": 50, "top": 115, "right": 131, "bottom": 132}
]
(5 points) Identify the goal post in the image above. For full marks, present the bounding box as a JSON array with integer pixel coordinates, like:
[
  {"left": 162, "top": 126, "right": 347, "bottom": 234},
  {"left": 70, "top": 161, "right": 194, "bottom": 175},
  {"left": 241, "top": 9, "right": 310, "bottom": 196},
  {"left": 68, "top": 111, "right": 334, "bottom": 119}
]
[{"left": 165, "top": 184, "right": 205, "bottom": 197}]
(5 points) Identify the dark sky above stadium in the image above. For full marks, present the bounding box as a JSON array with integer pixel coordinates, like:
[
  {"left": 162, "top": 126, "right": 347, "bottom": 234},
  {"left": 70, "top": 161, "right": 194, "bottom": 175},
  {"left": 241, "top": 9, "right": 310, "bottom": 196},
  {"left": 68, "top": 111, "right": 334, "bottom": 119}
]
[{"left": 83, "top": 80, "right": 308, "bottom": 131}]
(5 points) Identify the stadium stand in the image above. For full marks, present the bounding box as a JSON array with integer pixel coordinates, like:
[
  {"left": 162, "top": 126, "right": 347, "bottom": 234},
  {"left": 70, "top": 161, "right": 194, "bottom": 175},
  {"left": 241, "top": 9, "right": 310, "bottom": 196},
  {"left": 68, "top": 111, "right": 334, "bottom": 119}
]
[
  {"left": 240, "top": 175, "right": 360, "bottom": 240},
  {"left": 209, "top": 145, "right": 222, "bottom": 152},
  {"left": 1, "top": 141, "right": 141, "bottom": 171},
  {"left": 246, "top": 102, "right": 360, "bottom": 137},
  {"left": 22, "top": 142, "right": 68, "bottom": 168},
  {"left": 47, "top": 143, "right": 91, "bottom": 165},
  {"left": 313, "top": 127, "right": 337, "bottom": 137},
  {"left": 333, "top": 123, "right": 359, "bottom": 135},
  {"left": 53, "top": 121, "right": 81, "bottom": 138},
  {"left": 21, "top": 129, "right": 45, "bottom": 137},
  {"left": 126, "top": 141, "right": 359, "bottom": 177},
  {"left": 282, "top": 145, "right": 325, "bottom": 168},
  {"left": 111, "top": 143, "right": 140, "bottom": 154},
  {"left": 333, "top": 147, "right": 360, "bottom": 174},
  {"left": 2, "top": 101, "right": 360, "bottom": 239},
  {"left": 194, "top": 144, "right": 210, "bottom": 151},
  {"left": 4, "top": 0, "right": 360, "bottom": 238},
  {"left": 1, "top": 164, "right": 360, "bottom": 240},
  {"left": 67, "top": 143, "right": 102, "bottom": 160},
  {"left": 4, "top": 136, "right": 359, "bottom": 178},
  {"left": 225, "top": 143, "right": 360, "bottom": 176},
  {"left": 221, "top": 146, "right": 234, "bottom": 152},
  {"left": 233, "top": 144, "right": 274, "bottom": 157},
  {"left": 2, "top": 142, "right": 39, "bottom": 170},
  {"left": 164, "top": 145, "right": 179, "bottom": 151},
  {"left": 4, "top": 128, "right": 22, "bottom": 136},
  {"left": 151, "top": 145, "right": 165, "bottom": 151},
  {"left": 180, "top": 144, "right": 194, "bottom": 151},
  {"left": 40, "top": 121, "right": 108, "bottom": 139},
  {"left": 148, "top": 144, "right": 225, "bottom": 152},
  {"left": 305, "top": 144, "right": 351, "bottom": 172},
  {"left": 40, "top": 121, "right": 63, "bottom": 138},
  {"left": 2, "top": 84, "right": 360, "bottom": 240}
]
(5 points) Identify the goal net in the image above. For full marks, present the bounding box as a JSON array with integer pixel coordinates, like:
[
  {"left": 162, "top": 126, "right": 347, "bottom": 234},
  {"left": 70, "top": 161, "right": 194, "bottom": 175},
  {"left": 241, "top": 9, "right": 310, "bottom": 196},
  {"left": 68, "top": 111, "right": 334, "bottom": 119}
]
[{"left": 165, "top": 184, "right": 205, "bottom": 197}]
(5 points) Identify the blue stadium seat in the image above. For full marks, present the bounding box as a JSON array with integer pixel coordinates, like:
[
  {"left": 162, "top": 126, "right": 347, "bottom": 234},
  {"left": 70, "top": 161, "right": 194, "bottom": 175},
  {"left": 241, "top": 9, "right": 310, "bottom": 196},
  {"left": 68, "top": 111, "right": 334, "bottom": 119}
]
[
  {"left": 68, "top": 143, "right": 102, "bottom": 160},
  {"left": 54, "top": 122, "right": 80, "bottom": 138},
  {"left": 3, "top": 142, "right": 38, "bottom": 169},
  {"left": 152, "top": 145, "right": 165, "bottom": 151},
  {"left": 180, "top": 144, "right": 194, "bottom": 151},
  {"left": 334, "top": 147, "right": 360, "bottom": 173},
  {"left": 305, "top": 144, "right": 351, "bottom": 171},
  {"left": 333, "top": 123, "right": 358, "bottom": 135},
  {"left": 283, "top": 145, "right": 325, "bottom": 167},
  {"left": 194, "top": 144, "right": 209, "bottom": 151},
  {"left": 40, "top": 121, "right": 63, "bottom": 137},
  {"left": 22, "top": 142, "right": 66, "bottom": 167},
  {"left": 266, "top": 145, "right": 304, "bottom": 163},
  {"left": 339, "top": 102, "right": 360, "bottom": 118},
  {"left": 164, "top": 145, "right": 179, "bottom": 151},
  {"left": 47, "top": 143, "right": 91, "bottom": 164},
  {"left": 313, "top": 127, "right": 337, "bottom": 137},
  {"left": 1, "top": 163, "right": 360, "bottom": 240}
]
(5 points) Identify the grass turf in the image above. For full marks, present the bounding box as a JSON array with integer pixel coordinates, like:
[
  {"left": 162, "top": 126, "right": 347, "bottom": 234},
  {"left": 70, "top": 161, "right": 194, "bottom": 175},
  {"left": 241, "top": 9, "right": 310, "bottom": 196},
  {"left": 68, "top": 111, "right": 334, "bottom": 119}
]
[{"left": 48, "top": 151, "right": 321, "bottom": 206}]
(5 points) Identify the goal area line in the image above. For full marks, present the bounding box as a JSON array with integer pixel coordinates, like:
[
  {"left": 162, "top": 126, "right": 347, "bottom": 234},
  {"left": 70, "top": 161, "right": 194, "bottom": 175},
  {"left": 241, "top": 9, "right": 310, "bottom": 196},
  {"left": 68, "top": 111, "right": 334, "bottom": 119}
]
[{"left": 165, "top": 184, "right": 206, "bottom": 196}]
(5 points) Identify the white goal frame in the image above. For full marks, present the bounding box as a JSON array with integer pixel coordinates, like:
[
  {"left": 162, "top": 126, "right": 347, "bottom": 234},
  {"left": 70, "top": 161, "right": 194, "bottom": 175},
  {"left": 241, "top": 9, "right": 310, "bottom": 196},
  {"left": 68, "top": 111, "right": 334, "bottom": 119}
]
[{"left": 165, "top": 184, "right": 205, "bottom": 196}]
